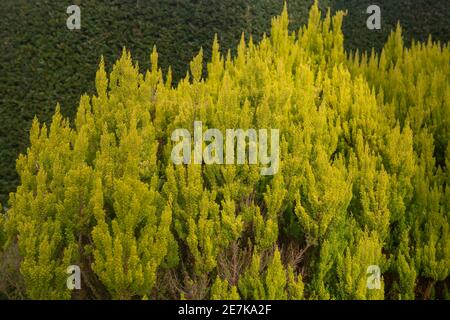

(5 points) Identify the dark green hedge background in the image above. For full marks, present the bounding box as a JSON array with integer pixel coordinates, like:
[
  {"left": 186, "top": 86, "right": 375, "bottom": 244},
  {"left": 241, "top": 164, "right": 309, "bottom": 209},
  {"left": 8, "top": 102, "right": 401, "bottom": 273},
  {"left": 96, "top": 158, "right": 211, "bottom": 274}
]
[{"left": 1, "top": 0, "right": 449, "bottom": 204}]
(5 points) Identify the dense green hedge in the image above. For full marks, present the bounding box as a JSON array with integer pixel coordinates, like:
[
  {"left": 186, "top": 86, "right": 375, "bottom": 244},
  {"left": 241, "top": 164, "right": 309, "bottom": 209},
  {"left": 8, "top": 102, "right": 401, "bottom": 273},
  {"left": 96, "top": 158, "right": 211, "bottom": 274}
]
[
  {"left": 0, "top": 0, "right": 449, "bottom": 204},
  {"left": 335, "top": 0, "right": 450, "bottom": 52}
]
